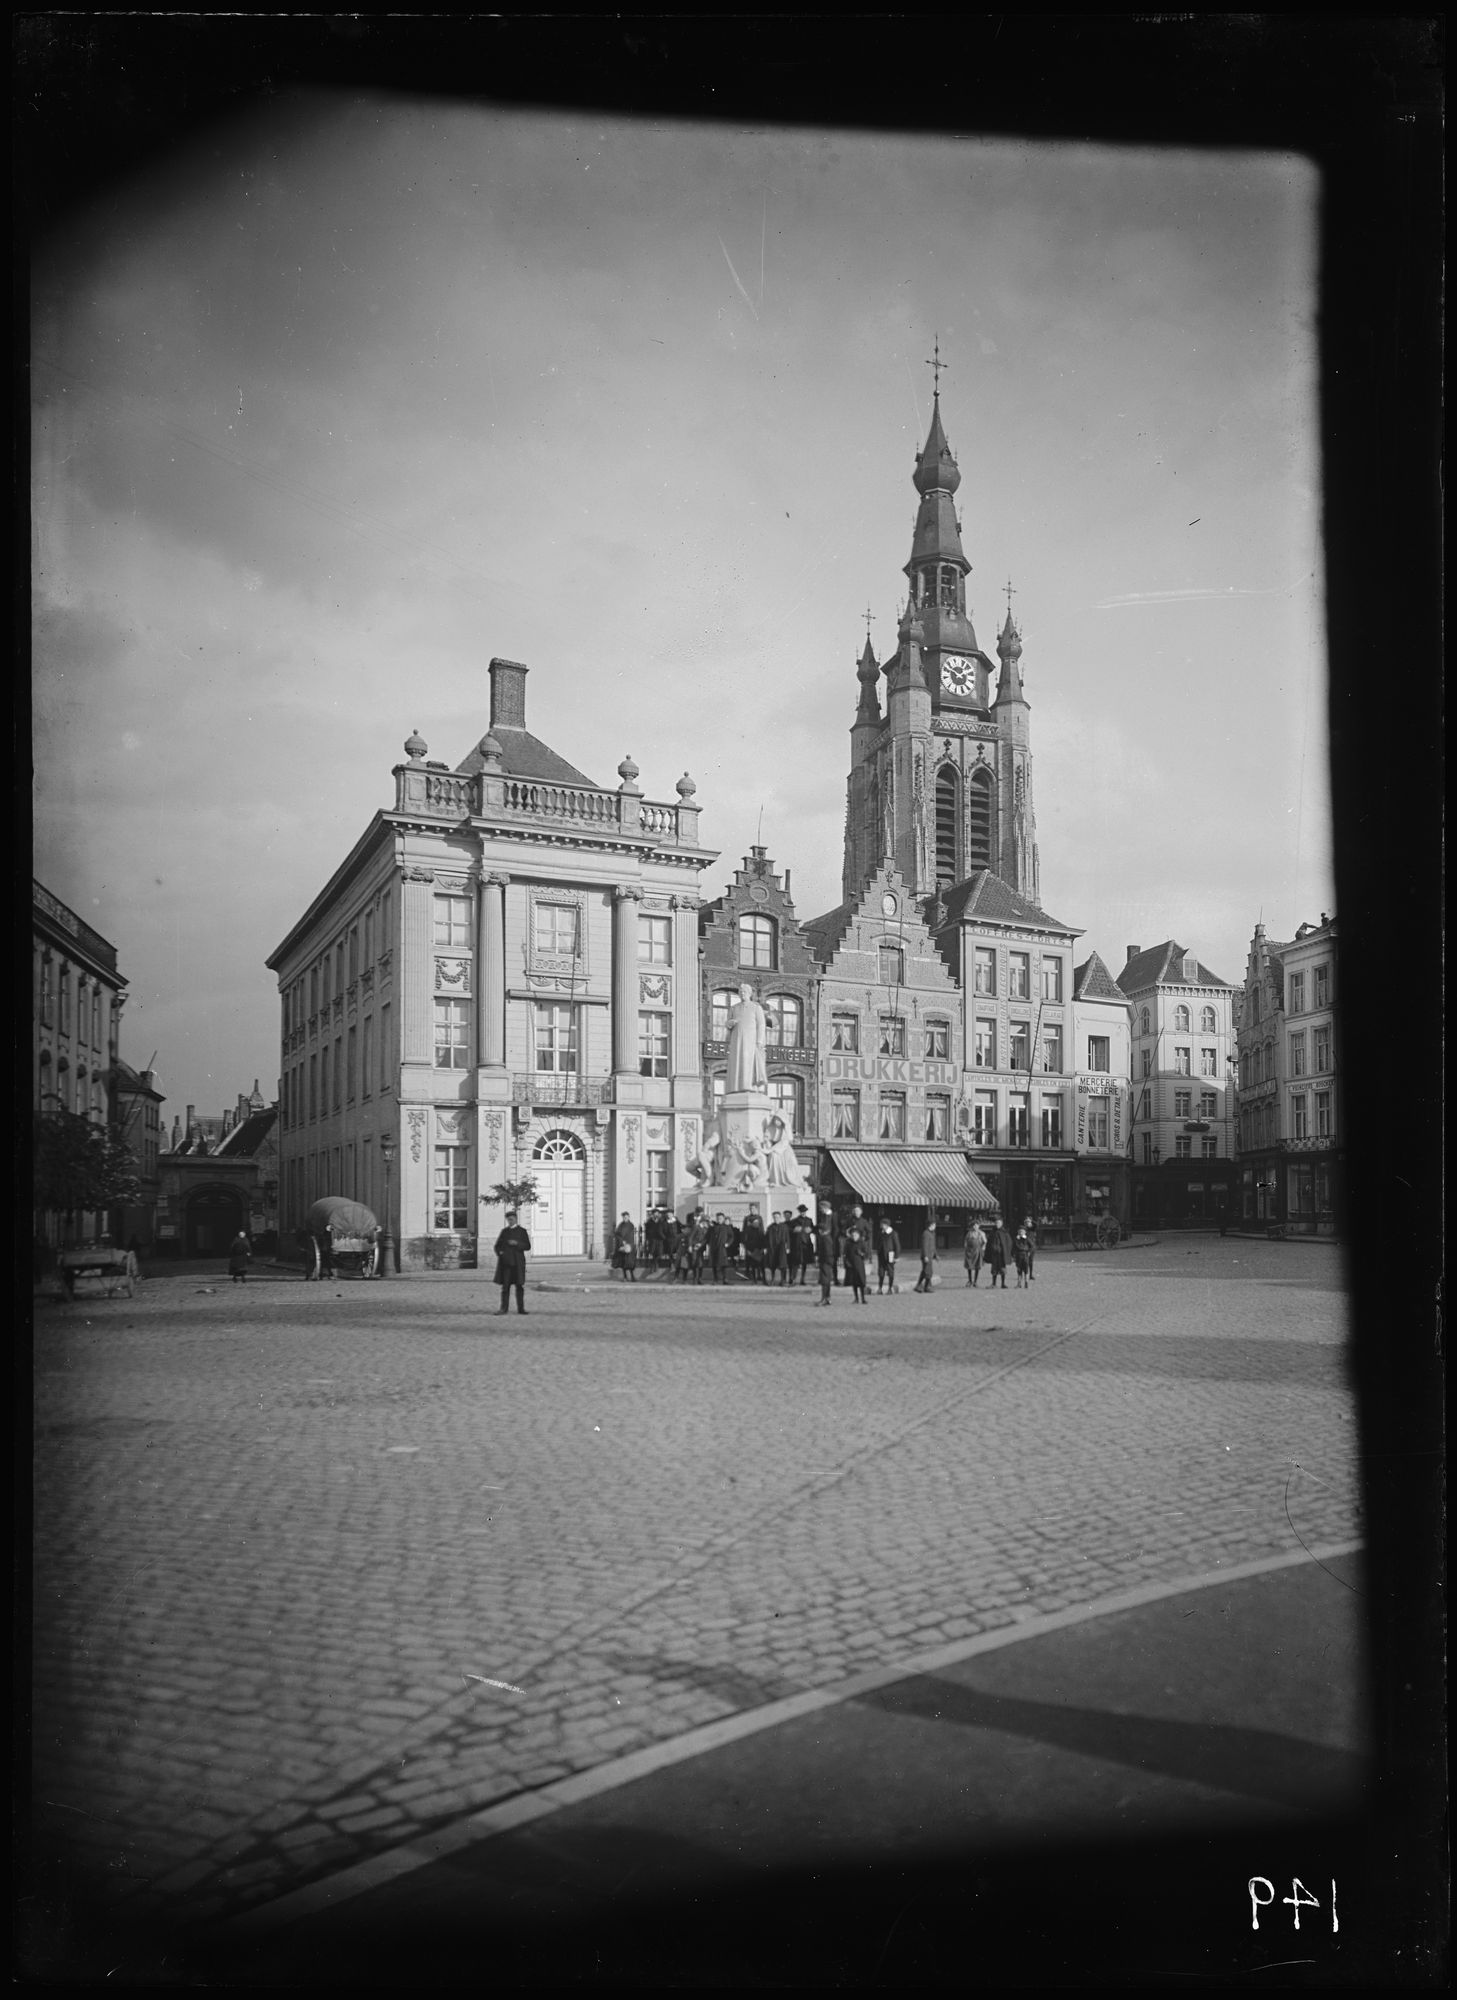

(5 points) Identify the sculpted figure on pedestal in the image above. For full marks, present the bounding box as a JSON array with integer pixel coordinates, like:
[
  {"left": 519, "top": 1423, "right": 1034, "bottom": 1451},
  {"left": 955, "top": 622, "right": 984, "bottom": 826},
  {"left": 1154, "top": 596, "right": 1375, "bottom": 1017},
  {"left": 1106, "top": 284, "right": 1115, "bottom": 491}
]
[{"left": 726, "top": 982, "right": 768, "bottom": 1094}]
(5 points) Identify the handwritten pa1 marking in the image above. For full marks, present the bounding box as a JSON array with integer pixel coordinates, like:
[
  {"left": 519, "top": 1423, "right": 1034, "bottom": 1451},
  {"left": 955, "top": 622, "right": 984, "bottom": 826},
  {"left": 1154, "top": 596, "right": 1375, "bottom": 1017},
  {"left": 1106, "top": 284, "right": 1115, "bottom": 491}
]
[{"left": 1248, "top": 1878, "right": 1337, "bottom": 1932}]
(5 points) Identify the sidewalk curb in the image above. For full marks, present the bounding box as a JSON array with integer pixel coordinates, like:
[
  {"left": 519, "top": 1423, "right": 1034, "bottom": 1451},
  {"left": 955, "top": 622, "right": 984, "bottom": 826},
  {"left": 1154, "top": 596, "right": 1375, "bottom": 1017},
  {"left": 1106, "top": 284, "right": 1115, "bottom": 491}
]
[{"left": 219, "top": 1537, "right": 1364, "bottom": 1940}]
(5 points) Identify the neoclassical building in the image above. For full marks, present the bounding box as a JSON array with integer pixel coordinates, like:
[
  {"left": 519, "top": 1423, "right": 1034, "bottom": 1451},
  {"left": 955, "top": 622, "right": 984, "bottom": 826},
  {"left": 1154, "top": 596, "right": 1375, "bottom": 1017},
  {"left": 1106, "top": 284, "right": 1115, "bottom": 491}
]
[
  {"left": 1233, "top": 914, "right": 1340, "bottom": 1231},
  {"left": 267, "top": 659, "right": 717, "bottom": 1266},
  {"left": 33, "top": 880, "right": 128, "bottom": 1246}
]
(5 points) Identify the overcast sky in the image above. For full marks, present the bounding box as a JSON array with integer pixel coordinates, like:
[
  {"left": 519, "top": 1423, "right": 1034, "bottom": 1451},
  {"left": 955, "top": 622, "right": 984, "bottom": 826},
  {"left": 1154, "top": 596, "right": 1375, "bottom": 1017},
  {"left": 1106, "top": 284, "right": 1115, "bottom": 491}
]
[{"left": 33, "top": 98, "right": 1330, "bottom": 1121}]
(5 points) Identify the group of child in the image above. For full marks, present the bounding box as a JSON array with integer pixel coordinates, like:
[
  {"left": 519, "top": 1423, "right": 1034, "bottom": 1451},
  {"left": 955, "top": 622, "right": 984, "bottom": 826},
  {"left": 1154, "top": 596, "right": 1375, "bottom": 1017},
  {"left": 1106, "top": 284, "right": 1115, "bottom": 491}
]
[{"left": 609, "top": 1208, "right": 1038, "bottom": 1294}]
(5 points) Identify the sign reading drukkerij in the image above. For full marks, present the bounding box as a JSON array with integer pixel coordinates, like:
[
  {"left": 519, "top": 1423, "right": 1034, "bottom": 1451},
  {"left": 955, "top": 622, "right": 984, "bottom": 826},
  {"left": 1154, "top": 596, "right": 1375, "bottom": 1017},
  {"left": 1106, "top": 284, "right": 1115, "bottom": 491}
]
[{"left": 822, "top": 1056, "right": 959, "bottom": 1086}]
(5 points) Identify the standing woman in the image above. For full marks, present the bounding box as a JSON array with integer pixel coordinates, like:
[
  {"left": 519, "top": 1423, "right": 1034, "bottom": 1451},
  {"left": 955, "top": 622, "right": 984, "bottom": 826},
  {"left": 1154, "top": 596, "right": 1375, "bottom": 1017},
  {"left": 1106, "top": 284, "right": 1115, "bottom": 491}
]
[
  {"left": 493, "top": 1209, "right": 532, "bottom": 1316},
  {"left": 227, "top": 1230, "right": 253, "bottom": 1285}
]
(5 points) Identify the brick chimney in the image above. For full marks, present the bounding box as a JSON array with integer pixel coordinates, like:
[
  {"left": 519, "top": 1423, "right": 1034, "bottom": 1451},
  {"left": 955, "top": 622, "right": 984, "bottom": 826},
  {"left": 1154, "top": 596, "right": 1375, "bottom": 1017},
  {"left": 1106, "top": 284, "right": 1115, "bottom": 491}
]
[
  {"left": 489, "top": 658, "right": 529, "bottom": 730},
  {"left": 1126, "top": 945, "right": 1140, "bottom": 964}
]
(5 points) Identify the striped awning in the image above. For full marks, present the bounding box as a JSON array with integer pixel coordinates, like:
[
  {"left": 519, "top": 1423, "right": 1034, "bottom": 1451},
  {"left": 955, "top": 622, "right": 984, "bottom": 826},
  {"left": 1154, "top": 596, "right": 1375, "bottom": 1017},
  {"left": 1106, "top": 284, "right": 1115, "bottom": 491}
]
[{"left": 828, "top": 1148, "right": 999, "bottom": 1210}]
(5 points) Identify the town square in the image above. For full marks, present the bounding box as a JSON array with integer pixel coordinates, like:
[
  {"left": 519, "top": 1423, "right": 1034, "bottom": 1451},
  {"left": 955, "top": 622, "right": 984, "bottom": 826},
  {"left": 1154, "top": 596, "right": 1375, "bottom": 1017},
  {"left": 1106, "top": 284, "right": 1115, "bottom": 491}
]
[{"left": 26, "top": 18, "right": 1443, "bottom": 1987}]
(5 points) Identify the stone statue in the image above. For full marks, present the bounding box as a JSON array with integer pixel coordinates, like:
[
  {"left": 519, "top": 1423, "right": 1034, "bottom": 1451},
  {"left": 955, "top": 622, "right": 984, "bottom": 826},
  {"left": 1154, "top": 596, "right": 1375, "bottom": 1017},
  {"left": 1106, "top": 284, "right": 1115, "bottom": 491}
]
[
  {"left": 763, "top": 1114, "right": 810, "bottom": 1191},
  {"left": 687, "top": 1115, "right": 721, "bottom": 1185},
  {"left": 726, "top": 982, "right": 768, "bottom": 1094}
]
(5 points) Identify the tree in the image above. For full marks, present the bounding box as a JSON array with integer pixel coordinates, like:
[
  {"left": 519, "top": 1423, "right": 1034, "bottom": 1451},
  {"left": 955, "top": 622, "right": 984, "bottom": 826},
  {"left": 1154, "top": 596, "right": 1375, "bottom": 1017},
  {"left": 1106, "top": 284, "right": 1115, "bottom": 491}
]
[
  {"left": 33, "top": 1110, "right": 141, "bottom": 1245},
  {"left": 481, "top": 1174, "right": 538, "bottom": 1213}
]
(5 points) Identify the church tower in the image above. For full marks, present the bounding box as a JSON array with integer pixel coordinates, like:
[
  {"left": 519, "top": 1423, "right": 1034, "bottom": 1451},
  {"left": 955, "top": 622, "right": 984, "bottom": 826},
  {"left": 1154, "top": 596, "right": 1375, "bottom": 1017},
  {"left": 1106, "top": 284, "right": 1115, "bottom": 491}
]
[{"left": 840, "top": 361, "right": 1040, "bottom": 909}]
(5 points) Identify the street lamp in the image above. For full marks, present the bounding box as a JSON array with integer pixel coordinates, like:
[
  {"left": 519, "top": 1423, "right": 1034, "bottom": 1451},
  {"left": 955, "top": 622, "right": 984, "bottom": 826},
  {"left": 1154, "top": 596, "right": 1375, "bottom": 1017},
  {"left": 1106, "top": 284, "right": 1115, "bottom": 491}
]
[{"left": 379, "top": 1132, "right": 396, "bottom": 1278}]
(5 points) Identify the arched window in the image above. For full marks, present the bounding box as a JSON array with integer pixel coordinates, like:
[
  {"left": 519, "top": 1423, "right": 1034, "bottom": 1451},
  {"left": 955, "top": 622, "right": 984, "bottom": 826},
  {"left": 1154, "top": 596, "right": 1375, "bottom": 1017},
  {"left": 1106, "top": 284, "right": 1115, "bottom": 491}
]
[
  {"left": 738, "top": 914, "right": 776, "bottom": 969},
  {"left": 1140, "top": 1007, "right": 1150, "bottom": 1034},
  {"left": 1264, "top": 1040, "right": 1275, "bottom": 1083},
  {"left": 1201, "top": 1006, "right": 1217, "bottom": 1033},
  {"left": 710, "top": 988, "right": 738, "bottom": 1042},
  {"left": 1173, "top": 1005, "right": 1191, "bottom": 1031},
  {"left": 532, "top": 1128, "right": 586, "bottom": 1163},
  {"left": 966, "top": 767, "right": 994, "bottom": 871},
  {"left": 935, "top": 766, "right": 960, "bottom": 885},
  {"left": 770, "top": 1073, "right": 803, "bottom": 1137},
  {"left": 765, "top": 994, "right": 802, "bottom": 1047}
]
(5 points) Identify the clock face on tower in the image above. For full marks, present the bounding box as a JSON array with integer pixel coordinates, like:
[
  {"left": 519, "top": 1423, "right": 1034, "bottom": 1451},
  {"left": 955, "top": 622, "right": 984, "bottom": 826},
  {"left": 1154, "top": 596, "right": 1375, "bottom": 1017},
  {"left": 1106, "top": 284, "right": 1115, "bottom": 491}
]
[{"left": 940, "top": 655, "right": 975, "bottom": 697}]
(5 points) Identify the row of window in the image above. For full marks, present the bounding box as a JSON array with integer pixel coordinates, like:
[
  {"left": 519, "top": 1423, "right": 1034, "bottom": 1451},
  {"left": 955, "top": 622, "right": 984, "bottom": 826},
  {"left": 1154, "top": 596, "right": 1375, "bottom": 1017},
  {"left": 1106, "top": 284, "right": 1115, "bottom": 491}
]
[
  {"left": 830, "top": 1089, "right": 955, "bottom": 1144},
  {"left": 1240, "top": 1092, "right": 1335, "bottom": 1147},
  {"left": 283, "top": 1006, "right": 392, "bottom": 1128},
  {"left": 1141, "top": 1045, "right": 1221, "bottom": 1078},
  {"left": 973, "top": 949, "right": 1064, "bottom": 1003},
  {"left": 1138, "top": 1004, "right": 1220, "bottom": 1035},
  {"left": 285, "top": 889, "right": 394, "bottom": 1038},
  {"left": 1141, "top": 1134, "right": 1221, "bottom": 1162},
  {"left": 36, "top": 1049, "right": 105, "bottom": 1119},
  {"left": 1246, "top": 963, "right": 1332, "bottom": 1025},
  {"left": 1136, "top": 1089, "right": 1221, "bottom": 1120},
  {"left": 973, "top": 1024, "right": 1111, "bottom": 1072},
  {"left": 1238, "top": 1028, "right": 1334, "bottom": 1087},
  {"left": 37, "top": 959, "right": 113, "bottom": 1048},
  {"left": 825, "top": 1013, "right": 953, "bottom": 1059}
]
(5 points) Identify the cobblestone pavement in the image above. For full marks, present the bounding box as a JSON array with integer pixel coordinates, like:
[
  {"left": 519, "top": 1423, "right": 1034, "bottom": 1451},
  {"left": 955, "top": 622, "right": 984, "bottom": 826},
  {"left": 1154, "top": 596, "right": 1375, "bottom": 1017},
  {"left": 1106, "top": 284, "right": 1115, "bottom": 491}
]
[{"left": 30, "top": 1236, "right": 1360, "bottom": 1933}]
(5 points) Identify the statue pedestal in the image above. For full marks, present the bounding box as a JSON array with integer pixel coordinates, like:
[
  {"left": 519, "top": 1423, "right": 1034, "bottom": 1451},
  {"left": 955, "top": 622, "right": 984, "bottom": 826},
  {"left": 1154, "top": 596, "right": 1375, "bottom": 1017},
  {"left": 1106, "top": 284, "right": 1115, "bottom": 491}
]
[{"left": 678, "top": 1090, "right": 815, "bottom": 1226}]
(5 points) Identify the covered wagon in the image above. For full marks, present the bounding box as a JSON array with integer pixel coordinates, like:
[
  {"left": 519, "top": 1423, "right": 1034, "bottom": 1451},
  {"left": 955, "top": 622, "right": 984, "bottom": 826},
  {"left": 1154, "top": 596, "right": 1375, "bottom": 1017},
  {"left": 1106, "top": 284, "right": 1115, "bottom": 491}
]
[{"left": 300, "top": 1197, "right": 381, "bottom": 1280}]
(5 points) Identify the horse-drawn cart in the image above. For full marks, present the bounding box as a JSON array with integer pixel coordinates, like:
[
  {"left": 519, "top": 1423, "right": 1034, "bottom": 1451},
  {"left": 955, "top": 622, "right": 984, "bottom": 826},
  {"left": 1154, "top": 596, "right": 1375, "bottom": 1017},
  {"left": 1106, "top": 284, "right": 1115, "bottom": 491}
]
[
  {"left": 300, "top": 1197, "right": 381, "bottom": 1280},
  {"left": 58, "top": 1245, "right": 139, "bottom": 1299}
]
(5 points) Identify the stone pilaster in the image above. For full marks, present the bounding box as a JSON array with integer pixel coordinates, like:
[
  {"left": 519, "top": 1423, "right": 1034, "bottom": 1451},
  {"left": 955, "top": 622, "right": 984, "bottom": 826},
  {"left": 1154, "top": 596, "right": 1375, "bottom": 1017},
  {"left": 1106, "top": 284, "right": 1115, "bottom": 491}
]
[
  {"left": 612, "top": 886, "right": 641, "bottom": 1076},
  {"left": 477, "top": 873, "right": 508, "bottom": 1072}
]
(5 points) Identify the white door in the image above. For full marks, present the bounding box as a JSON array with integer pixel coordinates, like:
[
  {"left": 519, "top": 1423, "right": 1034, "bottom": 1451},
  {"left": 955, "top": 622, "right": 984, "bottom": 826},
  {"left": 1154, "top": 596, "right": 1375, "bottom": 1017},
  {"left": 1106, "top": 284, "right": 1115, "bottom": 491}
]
[{"left": 532, "top": 1132, "right": 586, "bottom": 1255}]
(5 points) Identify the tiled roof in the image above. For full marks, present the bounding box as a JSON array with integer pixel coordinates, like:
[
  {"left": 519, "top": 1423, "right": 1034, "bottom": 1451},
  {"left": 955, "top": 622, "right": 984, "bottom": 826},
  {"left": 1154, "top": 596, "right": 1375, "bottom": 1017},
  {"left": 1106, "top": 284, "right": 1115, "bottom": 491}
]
[
  {"left": 1116, "top": 940, "right": 1232, "bottom": 994},
  {"left": 454, "top": 728, "right": 597, "bottom": 788},
  {"left": 936, "top": 871, "right": 1080, "bottom": 936},
  {"left": 215, "top": 1108, "right": 277, "bottom": 1157},
  {"left": 1073, "top": 951, "right": 1127, "bottom": 1003}
]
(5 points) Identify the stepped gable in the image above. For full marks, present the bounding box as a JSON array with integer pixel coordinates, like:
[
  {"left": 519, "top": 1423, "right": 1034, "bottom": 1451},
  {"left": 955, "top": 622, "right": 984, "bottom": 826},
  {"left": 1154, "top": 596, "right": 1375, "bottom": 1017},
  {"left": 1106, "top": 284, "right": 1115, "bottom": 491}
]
[
  {"left": 1117, "top": 939, "right": 1231, "bottom": 992},
  {"left": 698, "top": 846, "right": 818, "bottom": 972},
  {"left": 1073, "top": 950, "right": 1127, "bottom": 1003},
  {"left": 812, "top": 861, "right": 957, "bottom": 987},
  {"left": 936, "top": 869, "right": 1080, "bottom": 935}
]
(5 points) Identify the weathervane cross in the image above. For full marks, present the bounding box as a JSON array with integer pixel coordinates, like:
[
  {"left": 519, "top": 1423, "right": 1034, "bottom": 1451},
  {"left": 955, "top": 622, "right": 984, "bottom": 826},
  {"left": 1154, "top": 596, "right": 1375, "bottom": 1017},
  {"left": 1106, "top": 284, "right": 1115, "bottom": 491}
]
[
  {"left": 1003, "top": 576, "right": 1018, "bottom": 616},
  {"left": 863, "top": 604, "right": 874, "bottom": 643},
  {"left": 926, "top": 335, "right": 947, "bottom": 398}
]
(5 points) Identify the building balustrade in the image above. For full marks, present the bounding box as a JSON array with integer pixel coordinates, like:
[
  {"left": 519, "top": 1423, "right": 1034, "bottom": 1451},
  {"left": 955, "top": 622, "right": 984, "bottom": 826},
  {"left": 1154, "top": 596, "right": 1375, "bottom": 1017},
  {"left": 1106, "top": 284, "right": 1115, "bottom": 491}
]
[{"left": 394, "top": 763, "right": 701, "bottom": 846}]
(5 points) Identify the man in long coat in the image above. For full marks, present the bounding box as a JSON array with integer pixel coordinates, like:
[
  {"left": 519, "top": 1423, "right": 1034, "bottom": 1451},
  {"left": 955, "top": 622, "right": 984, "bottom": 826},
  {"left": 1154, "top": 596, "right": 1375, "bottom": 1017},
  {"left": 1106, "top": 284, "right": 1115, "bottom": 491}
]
[
  {"left": 841, "top": 1205, "right": 872, "bottom": 1305},
  {"left": 709, "top": 1213, "right": 735, "bottom": 1283},
  {"left": 741, "top": 1206, "right": 767, "bottom": 1283},
  {"left": 812, "top": 1207, "right": 838, "bottom": 1306},
  {"left": 659, "top": 1209, "right": 681, "bottom": 1278},
  {"left": 613, "top": 1212, "right": 638, "bottom": 1279},
  {"left": 789, "top": 1205, "right": 815, "bottom": 1285},
  {"left": 493, "top": 1210, "right": 532, "bottom": 1315}
]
